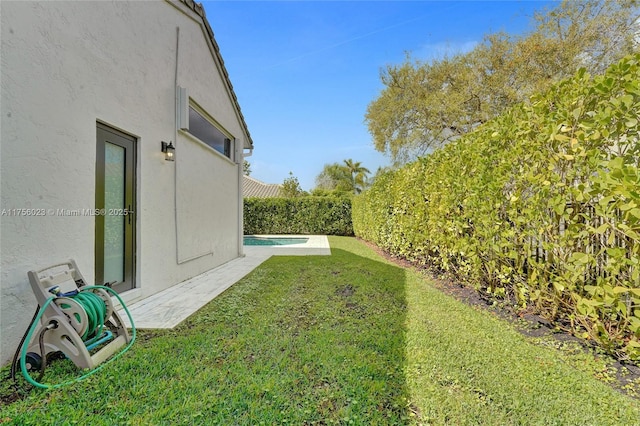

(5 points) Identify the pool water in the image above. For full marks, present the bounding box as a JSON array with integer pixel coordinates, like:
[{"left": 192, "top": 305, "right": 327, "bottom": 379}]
[{"left": 244, "top": 236, "right": 309, "bottom": 246}]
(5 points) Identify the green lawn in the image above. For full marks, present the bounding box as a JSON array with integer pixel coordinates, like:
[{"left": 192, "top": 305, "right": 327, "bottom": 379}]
[{"left": 1, "top": 236, "right": 639, "bottom": 425}]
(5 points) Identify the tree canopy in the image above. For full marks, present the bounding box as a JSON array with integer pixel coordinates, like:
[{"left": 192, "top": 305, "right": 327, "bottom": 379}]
[
  {"left": 343, "top": 159, "right": 371, "bottom": 194},
  {"left": 243, "top": 160, "right": 252, "bottom": 176},
  {"left": 314, "top": 159, "right": 371, "bottom": 195},
  {"left": 242, "top": 160, "right": 251, "bottom": 176},
  {"left": 365, "top": 0, "right": 640, "bottom": 164},
  {"left": 281, "top": 172, "right": 305, "bottom": 198}
]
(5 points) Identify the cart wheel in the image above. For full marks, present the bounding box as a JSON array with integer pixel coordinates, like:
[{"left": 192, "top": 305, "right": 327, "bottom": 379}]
[{"left": 24, "top": 352, "right": 42, "bottom": 372}]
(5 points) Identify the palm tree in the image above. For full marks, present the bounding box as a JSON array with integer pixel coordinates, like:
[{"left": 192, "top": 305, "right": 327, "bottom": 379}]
[
  {"left": 315, "top": 163, "right": 353, "bottom": 194},
  {"left": 343, "top": 159, "right": 371, "bottom": 194}
]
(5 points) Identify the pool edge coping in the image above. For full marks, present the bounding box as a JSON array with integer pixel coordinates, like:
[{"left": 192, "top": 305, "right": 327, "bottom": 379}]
[{"left": 242, "top": 234, "right": 331, "bottom": 256}]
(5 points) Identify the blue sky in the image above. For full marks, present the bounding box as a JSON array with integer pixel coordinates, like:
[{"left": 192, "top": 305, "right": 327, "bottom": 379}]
[{"left": 203, "top": 1, "right": 557, "bottom": 191}]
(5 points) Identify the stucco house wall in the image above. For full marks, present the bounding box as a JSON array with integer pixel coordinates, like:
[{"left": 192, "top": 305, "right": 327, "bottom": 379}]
[{"left": 0, "top": 0, "right": 253, "bottom": 364}]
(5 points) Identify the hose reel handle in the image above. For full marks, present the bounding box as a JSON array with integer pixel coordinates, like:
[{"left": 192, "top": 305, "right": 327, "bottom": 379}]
[{"left": 47, "top": 285, "right": 79, "bottom": 298}]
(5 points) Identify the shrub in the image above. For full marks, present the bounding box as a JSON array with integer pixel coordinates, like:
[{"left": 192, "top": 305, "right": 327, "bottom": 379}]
[
  {"left": 354, "top": 54, "right": 640, "bottom": 361},
  {"left": 244, "top": 197, "right": 353, "bottom": 236}
]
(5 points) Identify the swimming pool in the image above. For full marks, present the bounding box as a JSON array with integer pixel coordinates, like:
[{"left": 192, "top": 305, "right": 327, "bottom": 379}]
[{"left": 243, "top": 236, "right": 310, "bottom": 246}]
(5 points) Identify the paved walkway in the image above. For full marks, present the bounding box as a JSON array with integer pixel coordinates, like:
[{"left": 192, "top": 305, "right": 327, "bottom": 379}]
[{"left": 118, "top": 236, "right": 330, "bottom": 329}]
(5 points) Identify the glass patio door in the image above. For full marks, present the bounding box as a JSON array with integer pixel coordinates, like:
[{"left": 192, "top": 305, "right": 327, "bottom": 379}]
[{"left": 95, "top": 124, "right": 136, "bottom": 293}]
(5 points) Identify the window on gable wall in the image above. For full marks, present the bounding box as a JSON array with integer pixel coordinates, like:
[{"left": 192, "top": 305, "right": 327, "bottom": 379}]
[{"left": 188, "top": 105, "right": 233, "bottom": 160}]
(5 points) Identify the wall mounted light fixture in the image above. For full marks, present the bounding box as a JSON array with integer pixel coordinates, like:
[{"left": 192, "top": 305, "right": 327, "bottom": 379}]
[{"left": 161, "top": 141, "right": 175, "bottom": 161}]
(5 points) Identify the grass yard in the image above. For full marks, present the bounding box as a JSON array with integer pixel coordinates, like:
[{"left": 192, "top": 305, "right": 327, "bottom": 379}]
[{"left": 1, "top": 236, "right": 639, "bottom": 424}]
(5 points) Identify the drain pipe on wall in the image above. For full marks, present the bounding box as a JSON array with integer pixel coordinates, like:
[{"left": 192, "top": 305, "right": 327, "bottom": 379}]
[
  {"left": 238, "top": 147, "right": 253, "bottom": 257},
  {"left": 173, "top": 25, "right": 213, "bottom": 264}
]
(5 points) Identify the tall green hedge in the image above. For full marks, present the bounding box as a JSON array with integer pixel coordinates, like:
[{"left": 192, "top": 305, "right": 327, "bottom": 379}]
[
  {"left": 353, "top": 55, "right": 640, "bottom": 361},
  {"left": 244, "top": 197, "right": 353, "bottom": 236}
]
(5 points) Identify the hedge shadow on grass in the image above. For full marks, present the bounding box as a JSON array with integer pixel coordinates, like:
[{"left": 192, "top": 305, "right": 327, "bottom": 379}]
[{"left": 0, "top": 247, "right": 410, "bottom": 425}]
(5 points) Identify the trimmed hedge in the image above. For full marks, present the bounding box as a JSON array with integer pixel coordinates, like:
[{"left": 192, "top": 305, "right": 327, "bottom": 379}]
[
  {"left": 244, "top": 197, "right": 353, "bottom": 236},
  {"left": 353, "top": 55, "right": 640, "bottom": 361}
]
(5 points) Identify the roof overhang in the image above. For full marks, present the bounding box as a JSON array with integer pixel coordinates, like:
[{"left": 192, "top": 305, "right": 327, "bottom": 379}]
[{"left": 171, "top": 0, "right": 254, "bottom": 150}]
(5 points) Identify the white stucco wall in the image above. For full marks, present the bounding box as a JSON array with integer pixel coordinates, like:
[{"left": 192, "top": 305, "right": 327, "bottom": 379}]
[{"left": 0, "top": 1, "right": 249, "bottom": 364}]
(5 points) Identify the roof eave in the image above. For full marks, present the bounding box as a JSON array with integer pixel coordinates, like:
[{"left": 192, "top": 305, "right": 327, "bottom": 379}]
[{"left": 173, "top": 0, "right": 254, "bottom": 150}]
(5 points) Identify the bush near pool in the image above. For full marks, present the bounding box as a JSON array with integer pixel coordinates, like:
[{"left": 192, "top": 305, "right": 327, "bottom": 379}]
[{"left": 244, "top": 197, "right": 353, "bottom": 236}]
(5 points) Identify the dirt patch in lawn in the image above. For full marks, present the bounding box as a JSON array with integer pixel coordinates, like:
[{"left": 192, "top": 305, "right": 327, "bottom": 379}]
[
  {"left": 357, "top": 238, "right": 640, "bottom": 400},
  {"left": 336, "top": 284, "right": 355, "bottom": 298}
]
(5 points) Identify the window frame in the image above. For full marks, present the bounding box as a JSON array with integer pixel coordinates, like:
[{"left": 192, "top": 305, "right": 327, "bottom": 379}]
[{"left": 184, "top": 100, "right": 235, "bottom": 162}]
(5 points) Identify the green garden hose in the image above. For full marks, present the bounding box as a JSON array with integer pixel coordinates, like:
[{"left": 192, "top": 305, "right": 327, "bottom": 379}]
[
  {"left": 71, "top": 291, "right": 107, "bottom": 340},
  {"left": 19, "top": 285, "right": 136, "bottom": 389}
]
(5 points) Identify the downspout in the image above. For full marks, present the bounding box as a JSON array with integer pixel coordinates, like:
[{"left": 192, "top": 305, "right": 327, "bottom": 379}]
[
  {"left": 238, "top": 147, "right": 253, "bottom": 257},
  {"left": 174, "top": 26, "right": 213, "bottom": 264}
]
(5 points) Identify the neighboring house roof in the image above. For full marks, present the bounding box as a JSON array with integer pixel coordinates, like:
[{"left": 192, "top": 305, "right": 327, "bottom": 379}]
[
  {"left": 243, "top": 176, "right": 282, "bottom": 198},
  {"left": 176, "top": 0, "right": 254, "bottom": 151}
]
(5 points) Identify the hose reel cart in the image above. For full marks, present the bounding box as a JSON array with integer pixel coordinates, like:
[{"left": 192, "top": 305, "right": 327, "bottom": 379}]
[{"left": 12, "top": 260, "right": 135, "bottom": 388}]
